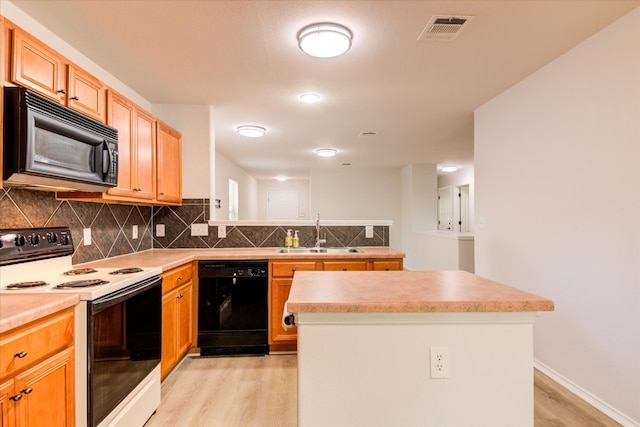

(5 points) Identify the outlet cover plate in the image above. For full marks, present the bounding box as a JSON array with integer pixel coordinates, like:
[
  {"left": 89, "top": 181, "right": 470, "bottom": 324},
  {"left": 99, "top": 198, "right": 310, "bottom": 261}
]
[{"left": 191, "top": 223, "right": 209, "bottom": 236}]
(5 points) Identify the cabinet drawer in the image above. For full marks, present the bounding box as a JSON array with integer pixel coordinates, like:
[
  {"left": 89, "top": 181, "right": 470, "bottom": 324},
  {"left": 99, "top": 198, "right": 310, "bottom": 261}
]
[
  {"left": 372, "top": 260, "right": 403, "bottom": 271},
  {"left": 322, "top": 261, "right": 368, "bottom": 271},
  {"left": 271, "top": 262, "right": 317, "bottom": 278},
  {"left": 162, "top": 263, "right": 193, "bottom": 294},
  {"left": 0, "top": 308, "right": 74, "bottom": 380}
]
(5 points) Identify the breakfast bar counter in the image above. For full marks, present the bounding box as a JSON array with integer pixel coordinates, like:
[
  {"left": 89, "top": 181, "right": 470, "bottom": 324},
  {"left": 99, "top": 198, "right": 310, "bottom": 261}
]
[{"left": 286, "top": 270, "right": 554, "bottom": 427}]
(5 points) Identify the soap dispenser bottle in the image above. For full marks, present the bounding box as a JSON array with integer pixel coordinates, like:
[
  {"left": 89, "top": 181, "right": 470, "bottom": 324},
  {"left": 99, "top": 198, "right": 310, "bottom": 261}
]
[
  {"left": 285, "top": 229, "right": 293, "bottom": 248},
  {"left": 293, "top": 230, "right": 300, "bottom": 248}
]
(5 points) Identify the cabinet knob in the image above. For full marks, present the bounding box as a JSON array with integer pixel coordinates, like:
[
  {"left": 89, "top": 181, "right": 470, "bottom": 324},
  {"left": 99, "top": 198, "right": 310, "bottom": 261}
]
[
  {"left": 21, "top": 387, "right": 33, "bottom": 395},
  {"left": 159, "top": 192, "right": 165, "bottom": 196},
  {"left": 57, "top": 89, "right": 66, "bottom": 94},
  {"left": 14, "top": 351, "right": 28, "bottom": 358},
  {"left": 9, "top": 394, "right": 22, "bottom": 401},
  {"left": 178, "top": 276, "right": 183, "bottom": 280},
  {"left": 71, "top": 96, "right": 79, "bottom": 101},
  {"left": 385, "top": 267, "right": 390, "bottom": 271},
  {"left": 292, "top": 268, "right": 296, "bottom": 272},
  {"left": 342, "top": 268, "right": 348, "bottom": 271}
]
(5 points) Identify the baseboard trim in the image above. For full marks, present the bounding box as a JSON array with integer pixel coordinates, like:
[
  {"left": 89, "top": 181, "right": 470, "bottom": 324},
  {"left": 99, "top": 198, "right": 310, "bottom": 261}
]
[{"left": 534, "top": 360, "right": 638, "bottom": 427}]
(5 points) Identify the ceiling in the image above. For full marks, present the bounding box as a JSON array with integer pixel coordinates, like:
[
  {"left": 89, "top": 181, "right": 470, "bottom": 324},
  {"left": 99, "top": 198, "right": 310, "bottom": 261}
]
[{"left": 9, "top": 1, "right": 639, "bottom": 179}]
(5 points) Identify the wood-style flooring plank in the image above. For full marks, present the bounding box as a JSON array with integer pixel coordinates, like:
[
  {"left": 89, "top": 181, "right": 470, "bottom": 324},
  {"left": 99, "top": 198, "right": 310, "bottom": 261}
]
[{"left": 145, "top": 355, "right": 620, "bottom": 427}]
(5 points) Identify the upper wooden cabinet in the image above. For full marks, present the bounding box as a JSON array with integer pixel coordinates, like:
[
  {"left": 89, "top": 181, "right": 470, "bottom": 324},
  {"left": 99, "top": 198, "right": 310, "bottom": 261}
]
[
  {"left": 105, "top": 90, "right": 156, "bottom": 201},
  {"left": 156, "top": 121, "right": 183, "bottom": 204},
  {"left": 8, "top": 25, "right": 106, "bottom": 122}
]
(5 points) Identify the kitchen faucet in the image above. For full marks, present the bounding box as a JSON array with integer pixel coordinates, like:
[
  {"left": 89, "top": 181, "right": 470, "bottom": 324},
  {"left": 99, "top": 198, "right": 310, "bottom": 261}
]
[{"left": 315, "top": 213, "right": 326, "bottom": 248}]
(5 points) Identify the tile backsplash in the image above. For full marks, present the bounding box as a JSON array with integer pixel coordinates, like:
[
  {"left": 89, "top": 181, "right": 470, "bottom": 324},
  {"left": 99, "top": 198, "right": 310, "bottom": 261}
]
[
  {"left": 1, "top": 190, "right": 388, "bottom": 264},
  {"left": 0, "top": 188, "right": 152, "bottom": 264}
]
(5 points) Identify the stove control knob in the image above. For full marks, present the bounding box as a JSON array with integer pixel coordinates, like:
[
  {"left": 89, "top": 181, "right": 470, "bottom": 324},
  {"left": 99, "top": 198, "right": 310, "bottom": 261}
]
[
  {"left": 15, "top": 234, "right": 26, "bottom": 247},
  {"left": 30, "top": 233, "right": 40, "bottom": 245},
  {"left": 60, "top": 234, "right": 70, "bottom": 246},
  {"left": 47, "top": 232, "right": 58, "bottom": 244}
]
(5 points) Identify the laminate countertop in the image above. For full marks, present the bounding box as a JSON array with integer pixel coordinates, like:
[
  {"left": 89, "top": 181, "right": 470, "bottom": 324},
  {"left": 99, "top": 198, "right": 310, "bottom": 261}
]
[
  {"left": 79, "top": 247, "right": 405, "bottom": 272},
  {"left": 0, "top": 294, "right": 79, "bottom": 334},
  {"left": 287, "top": 270, "right": 554, "bottom": 313}
]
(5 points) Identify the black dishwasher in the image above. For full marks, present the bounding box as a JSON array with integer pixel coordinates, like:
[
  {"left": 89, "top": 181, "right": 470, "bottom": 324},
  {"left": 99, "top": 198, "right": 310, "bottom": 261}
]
[{"left": 198, "top": 260, "right": 269, "bottom": 356}]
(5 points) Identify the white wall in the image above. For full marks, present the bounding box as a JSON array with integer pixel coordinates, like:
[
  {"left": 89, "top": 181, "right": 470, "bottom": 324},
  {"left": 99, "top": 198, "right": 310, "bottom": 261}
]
[
  {"left": 475, "top": 8, "right": 640, "bottom": 425},
  {"left": 257, "top": 179, "right": 310, "bottom": 220},
  {"left": 310, "top": 168, "right": 402, "bottom": 247},
  {"left": 152, "top": 104, "right": 212, "bottom": 199},
  {"left": 215, "top": 151, "right": 258, "bottom": 220}
]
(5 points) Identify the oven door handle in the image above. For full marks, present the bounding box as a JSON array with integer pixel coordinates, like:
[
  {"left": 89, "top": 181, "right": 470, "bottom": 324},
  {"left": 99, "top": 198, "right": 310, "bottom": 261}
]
[{"left": 90, "top": 275, "right": 162, "bottom": 314}]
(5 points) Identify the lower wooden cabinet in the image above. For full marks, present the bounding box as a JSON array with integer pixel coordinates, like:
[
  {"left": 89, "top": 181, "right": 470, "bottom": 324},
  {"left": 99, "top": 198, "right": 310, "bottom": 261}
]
[
  {"left": 0, "top": 307, "right": 75, "bottom": 427},
  {"left": 268, "top": 257, "right": 403, "bottom": 352},
  {"left": 161, "top": 264, "right": 194, "bottom": 380}
]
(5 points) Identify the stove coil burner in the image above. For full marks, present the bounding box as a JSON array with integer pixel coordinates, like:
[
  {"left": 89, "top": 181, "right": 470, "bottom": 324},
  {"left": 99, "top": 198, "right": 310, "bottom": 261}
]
[
  {"left": 55, "top": 279, "right": 109, "bottom": 289},
  {"left": 6, "top": 281, "right": 50, "bottom": 289},
  {"left": 63, "top": 268, "right": 98, "bottom": 276},
  {"left": 109, "top": 268, "right": 144, "bottom": 275}
]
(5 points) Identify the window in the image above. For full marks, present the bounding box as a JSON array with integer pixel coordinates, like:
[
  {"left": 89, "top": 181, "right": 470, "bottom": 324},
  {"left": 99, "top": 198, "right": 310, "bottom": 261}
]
[{"left": 229, "top": 179, "right": 238, "bottom": 220}]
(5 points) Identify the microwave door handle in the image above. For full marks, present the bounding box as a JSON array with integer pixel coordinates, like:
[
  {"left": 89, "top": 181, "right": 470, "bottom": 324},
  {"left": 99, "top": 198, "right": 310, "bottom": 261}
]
[{"left": 102, "top": 141, "right": 111, "bottom": 176}]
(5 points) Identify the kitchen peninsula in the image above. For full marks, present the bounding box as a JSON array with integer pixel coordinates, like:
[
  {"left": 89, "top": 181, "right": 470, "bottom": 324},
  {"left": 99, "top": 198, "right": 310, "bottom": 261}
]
[{"left": 286, "top": 270, "right": 554, "bottom": 427}]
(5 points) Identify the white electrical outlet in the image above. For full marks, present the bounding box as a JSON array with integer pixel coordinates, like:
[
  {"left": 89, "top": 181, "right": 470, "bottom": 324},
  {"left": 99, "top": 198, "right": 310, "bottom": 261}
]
[
  {"left": 218, "top": 225, "right": 226, "bottom": 238},
  {"left": 83, "top": 228, "right": 91, "bottom": 246},
  {"left": 156, "top": 224, "right": 165, "bottom": 237},
  {"left": 430, "top": 346, "right": 450, "bottom": 379},
  {"left": 365, "top": 225, "right": 374, "bottom": 238},
  {"left": 132, "top": 225, "right": 138, "bottom": 239},
  {"left": 191, "top": 223, "right": 209, "bottom": 236}
]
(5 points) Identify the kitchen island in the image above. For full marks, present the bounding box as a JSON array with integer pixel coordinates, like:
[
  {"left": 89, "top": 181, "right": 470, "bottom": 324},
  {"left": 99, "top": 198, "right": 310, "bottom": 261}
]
[{"left": 286, "top": 270, "right": 554, "bottom": 427}]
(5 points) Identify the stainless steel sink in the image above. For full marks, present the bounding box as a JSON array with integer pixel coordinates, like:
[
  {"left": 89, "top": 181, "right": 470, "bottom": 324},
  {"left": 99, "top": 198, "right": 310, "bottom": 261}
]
[{"left": 276, "top": 247, "right": 363, "bottom": 254}]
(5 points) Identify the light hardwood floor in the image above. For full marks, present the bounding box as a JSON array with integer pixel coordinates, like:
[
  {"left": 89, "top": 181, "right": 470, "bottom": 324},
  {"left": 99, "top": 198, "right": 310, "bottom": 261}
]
[{"left": 145, "top": 355, "right": 620, "bottom": 427}]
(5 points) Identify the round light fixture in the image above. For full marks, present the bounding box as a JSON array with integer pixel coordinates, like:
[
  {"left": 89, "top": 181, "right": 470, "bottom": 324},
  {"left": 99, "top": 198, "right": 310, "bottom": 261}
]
[
  {"left": 300, "top": 93, "right": 321, "bottom": 103},
  {"left": 298, "top": 23, "right": 352, "bottom": 58},
  {"left": 237, "top": 125, "right": 266, "bottom": 138},
  {"left": 315, "top": 148, "right": 337, "bottom": 157},
  {"left": 441, "top": 165, "right": 459, "bottom": 172},
  {"left": 276, "top": 176, "right": 288, "bottom": 182}
]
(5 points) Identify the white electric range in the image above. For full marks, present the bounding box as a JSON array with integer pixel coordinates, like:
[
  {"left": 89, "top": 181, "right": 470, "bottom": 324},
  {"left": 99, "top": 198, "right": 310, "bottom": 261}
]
[{"left": 0, "top": 227, "right": 162, "bottom": 427}]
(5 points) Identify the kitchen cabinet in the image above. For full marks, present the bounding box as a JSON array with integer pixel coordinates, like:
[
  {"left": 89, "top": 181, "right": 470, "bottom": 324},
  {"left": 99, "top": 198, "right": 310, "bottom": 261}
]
[
  {"left": 156, "top": 121, "right": 183, "bottom": 204},
  {"left": 0, "top": 307, "right": 75, "bottom": 427},
  {"left": 269, "top": 261, "right": 318, "bottom": 352},
  {"left": 8, "top": 24, "right": 106, "bottom": 123},
  {"left": 268, "top": 257, "right": 403, "bottom": 352},
  {"left": 161, "top": 263, "right": 194, "bottom": 380},
  {"left": 1, "top": 17, "right": 5, "bottom": 190}
]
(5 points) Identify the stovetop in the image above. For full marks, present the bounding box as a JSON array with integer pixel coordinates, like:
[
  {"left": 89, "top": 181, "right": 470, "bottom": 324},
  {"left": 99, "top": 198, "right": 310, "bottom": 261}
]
[{"left": 0, "top": 227, "right": 161, "bottom": 301}]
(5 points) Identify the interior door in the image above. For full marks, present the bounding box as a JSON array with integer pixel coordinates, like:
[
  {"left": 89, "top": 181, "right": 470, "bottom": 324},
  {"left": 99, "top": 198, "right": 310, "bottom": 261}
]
[
  {"left": 437, "top": 187, "right": 452, "bottom": 231},
  {"left": 267, "top": 191, "right": 299, "bottom": 220}
]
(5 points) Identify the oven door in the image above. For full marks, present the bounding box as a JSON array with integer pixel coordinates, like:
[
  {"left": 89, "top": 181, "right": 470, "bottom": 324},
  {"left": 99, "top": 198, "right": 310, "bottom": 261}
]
[{"left": 87, "top": 275, "right": 161, "bottom": 427}]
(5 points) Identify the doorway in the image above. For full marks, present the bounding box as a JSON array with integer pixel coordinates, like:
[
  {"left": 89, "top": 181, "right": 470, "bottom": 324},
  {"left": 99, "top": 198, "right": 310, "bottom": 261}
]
[{"left": 267, "top": 191, "right": 299, "bottom": 220}]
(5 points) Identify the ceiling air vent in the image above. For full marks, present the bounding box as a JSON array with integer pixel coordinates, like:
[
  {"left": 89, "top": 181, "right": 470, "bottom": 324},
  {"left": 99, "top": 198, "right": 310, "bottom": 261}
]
[
  {"left": 418, "top": 15, "right": 474, "bottom": 42},
  {"left": 358, "top": 131, "right": 378, "bottom": 138}
]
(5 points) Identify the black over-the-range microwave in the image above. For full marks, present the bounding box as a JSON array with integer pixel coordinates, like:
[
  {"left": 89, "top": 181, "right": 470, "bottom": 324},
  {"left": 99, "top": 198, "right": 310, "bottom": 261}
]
[{"left": 2, "top": 86, "right": 118, "bottom": 192}]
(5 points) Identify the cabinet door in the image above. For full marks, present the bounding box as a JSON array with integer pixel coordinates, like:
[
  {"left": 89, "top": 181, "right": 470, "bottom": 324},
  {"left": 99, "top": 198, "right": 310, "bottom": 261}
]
[
  {"left": 156, "top": 121, "right": 182, "bottom": 204},
  {"left": 0, "top": 380, "right": 14, "bottom": 427},
  {"left": 106, "top": 90, "right": 135, "bottom": 197},
  {"left": 270, "top": 278, "right": 297, "bottom": 344},
  {"left": 372, "top": 260, "right": 403, "bottom": 271},
  {"left": 10, "top": 27, "right": 65, "bottom": 103},
  {"left": 67, "top": 64, "right": 105, "bottom": 122},
  {"left": 322, "top": 261, "right": 368, "bottom": 271},
  {"left": 133, "top": 108, "right": 156, "bottom": 200},
  {"left": 161, "top": 289, "right": 178, "bottom": 380},
  {"left": 176, "top": 283, "right": 193, "bottom": 357},
  {"left": 14, "top": 347, "right": 74, "bottom": 427}
]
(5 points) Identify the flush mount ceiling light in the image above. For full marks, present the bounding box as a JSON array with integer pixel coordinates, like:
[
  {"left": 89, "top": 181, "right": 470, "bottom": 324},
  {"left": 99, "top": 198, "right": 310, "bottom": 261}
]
[
  {"left": 276, "top": 176, "right": 288, "bottom": 182},
  {"left": 441, "top": 165, "right": 459, "bottom": 172},
  {"left": 237, "top": 125, "right": 266, "bottom": 138},
  {"left": 298, "top": 23, "right": 352, "bottom": 58},
  {"left": 300, "top": 93, "right": 321, "bottom": 103},
  {"left": 315, "top": 148, "right": 338, "bottom": 157}
]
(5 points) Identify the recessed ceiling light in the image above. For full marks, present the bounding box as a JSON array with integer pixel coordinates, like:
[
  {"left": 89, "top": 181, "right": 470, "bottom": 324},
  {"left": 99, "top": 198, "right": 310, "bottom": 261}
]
[
  {"left": 441, "top": 165, "right": 459, "bottom": 172},
  {"left": 276, "top": 176, "right": 287, "bottom": 182},
  {"left": 298, "top": 23, "right": 352, "bottom": 58},
  {"left": 237, "top": 125, "right": 266, "bottom": 138},
  {"left": 300, "top": 93, "right": 321, "bottom": 103},
  {"left": 315, "top": 148, "right": 337, "bottom": 157}
]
